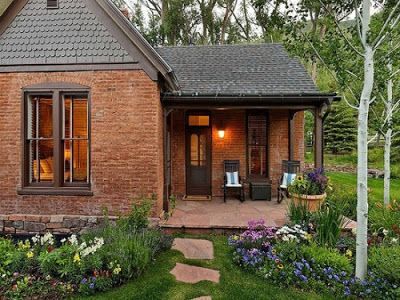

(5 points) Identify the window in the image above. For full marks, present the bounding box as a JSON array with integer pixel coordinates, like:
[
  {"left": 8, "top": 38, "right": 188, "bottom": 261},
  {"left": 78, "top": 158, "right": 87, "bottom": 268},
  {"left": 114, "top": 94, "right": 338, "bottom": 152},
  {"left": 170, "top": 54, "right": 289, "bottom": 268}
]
[
  {"left": 47, "top": 0, "right": 59, "bottom": 9},
  {"left": 247, "top": 113, "right": 268, "bottom": 178},
  {"left": 20, "top": 85, "right": 91, "bottom": 195},
  {"left": 188, "top": 115, "right": 210, "bottom": 126}
]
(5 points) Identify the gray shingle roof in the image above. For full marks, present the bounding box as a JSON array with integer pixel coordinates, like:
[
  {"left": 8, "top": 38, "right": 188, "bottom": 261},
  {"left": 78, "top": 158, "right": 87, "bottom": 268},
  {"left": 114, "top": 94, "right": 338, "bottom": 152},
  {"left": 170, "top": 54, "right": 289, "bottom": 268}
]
[
  {"left": 156, "top": 44, "right": 319, "bottom": 95},
  {"left": 0, "top": 0, "right": 134, "bottom": 65}
]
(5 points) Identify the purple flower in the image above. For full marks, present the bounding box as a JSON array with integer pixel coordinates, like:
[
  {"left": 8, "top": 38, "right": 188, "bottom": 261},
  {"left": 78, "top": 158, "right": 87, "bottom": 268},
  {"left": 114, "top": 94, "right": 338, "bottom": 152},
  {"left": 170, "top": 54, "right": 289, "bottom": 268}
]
[
  {"left": 89, "top": 283, "right": 95, "bottom": 289},
  {"left": 81, "top": 278, "right": 88, "bottom": 284},
  {"left": 299, "top": 275, "right": 308, "bottom": 282},
  {"left": 344, "top": 287, "right": 351, "bottom": 296}
]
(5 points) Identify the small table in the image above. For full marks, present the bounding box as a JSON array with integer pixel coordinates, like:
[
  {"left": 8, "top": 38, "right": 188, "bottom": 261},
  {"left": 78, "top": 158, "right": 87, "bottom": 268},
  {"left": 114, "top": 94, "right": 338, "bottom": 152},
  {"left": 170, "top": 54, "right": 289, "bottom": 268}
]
[{"left": 249, "top": 179, "right": 272, "bottom": 201}]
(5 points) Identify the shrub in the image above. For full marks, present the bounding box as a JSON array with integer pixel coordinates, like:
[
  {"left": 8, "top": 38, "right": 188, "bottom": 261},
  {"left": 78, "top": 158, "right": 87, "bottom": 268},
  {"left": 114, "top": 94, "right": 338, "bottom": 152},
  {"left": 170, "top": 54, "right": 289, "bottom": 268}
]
[
  {"left": 300, "top": 243, "right": 352, "bottom": 274},
  {"left": 369, "top": 201, "right": 400, "bottom": 237},
  {"left": 369, "top": 245, "right": 400, "bottom": 283},
  {"left": 287, "top": 199, "right": 312, "bottom": 226},
  {"left": 314, "top": 201, "right": 346, "bottom": 248},
  {"left": 328, "top": 189, "right": 357, "bottom": 220}
]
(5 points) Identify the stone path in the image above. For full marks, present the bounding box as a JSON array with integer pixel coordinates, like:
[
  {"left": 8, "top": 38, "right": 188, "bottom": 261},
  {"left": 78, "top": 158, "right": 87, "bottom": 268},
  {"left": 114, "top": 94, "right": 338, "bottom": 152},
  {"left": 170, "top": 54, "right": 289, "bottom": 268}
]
[
  {"left": 170, "top": 238, "right": 219, "bottom": 299},
  {"left": 172, "top": 238, "right": 214, "bottom": 259},
  {"left": 170, "top": 263, "right": 220, "bottom": 284}
]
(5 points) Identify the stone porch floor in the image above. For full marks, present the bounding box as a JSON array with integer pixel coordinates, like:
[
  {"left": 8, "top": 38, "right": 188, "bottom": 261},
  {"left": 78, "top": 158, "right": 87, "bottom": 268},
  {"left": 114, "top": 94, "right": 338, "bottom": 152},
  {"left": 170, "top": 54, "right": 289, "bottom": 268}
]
[{"left": 161, "top": 197, "right": 287, "bottom": 230}]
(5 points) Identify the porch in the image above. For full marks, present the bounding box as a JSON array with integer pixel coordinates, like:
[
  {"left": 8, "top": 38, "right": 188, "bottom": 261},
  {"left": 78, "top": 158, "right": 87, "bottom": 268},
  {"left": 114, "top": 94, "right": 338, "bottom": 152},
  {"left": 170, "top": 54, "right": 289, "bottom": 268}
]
[{"left": 161, "top": 197, "right": 287, "bottom": 232}]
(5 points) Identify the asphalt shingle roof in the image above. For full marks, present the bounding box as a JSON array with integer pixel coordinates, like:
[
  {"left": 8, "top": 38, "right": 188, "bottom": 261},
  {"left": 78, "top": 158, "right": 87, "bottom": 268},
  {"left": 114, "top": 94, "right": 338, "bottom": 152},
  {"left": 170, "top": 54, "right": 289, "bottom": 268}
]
[
  {"left": 156, "top": 44, "right": 319, "bottom": 95},
  {"left": 0, "top": 0, "right": 134, "bottom": 65}
]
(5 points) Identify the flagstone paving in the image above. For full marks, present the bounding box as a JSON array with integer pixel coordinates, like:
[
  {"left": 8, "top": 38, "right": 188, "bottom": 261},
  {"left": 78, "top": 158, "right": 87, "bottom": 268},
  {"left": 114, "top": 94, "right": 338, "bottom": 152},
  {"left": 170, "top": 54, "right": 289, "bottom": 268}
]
[
  {"left": 191, "top": 297, "right": 212, "bottom": 300},
  {"left": 172, "top": 238, "right": 214, "bottom": 259},
  {"left": 170, "top": 263, "right": 220, "bottom": 284},
  {"left": 162, "top": 197, "right": 287, "bottom": 229}
]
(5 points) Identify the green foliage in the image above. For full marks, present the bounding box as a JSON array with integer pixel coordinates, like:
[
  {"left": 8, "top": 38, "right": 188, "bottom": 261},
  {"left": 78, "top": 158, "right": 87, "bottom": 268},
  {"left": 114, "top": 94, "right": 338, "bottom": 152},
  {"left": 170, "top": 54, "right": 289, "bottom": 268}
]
[
  {"left": 125, "top": 196, "right": 154, "bottom": 230},
  {"left": 369, "top": 200, "right": 400, "bottom": 237},
  {"left": 327, "top": 188, "right": 357, "bottom": 220},
  {"left": 287, "top": 199, "right": 312, "bottom": 225},
  {"left": 369, "top": 245, "right": 400, "bottom": 283},
  {"left": 324, "top": 101, "right": 357, "bottom": 154},
  {"left": 300, "top": 243, "right": 352, "bottom": 274},
  {"left": 314, "top": 201, "right": 346, "bottom": 248}
]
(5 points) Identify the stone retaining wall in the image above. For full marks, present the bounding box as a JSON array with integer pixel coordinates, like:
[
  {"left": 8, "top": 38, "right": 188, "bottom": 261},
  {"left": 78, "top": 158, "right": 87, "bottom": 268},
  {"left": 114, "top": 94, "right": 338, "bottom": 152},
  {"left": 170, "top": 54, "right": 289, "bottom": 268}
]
[{"left": 0, "top": 215, "right": 119, "bottom": 235}]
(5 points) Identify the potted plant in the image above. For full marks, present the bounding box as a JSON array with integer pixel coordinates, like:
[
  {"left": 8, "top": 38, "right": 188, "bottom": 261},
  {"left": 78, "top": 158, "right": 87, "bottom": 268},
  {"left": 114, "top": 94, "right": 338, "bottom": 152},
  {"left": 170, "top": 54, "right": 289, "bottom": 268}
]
[{"left": 288, "top": 168, "right": 330, "bottom": 212}]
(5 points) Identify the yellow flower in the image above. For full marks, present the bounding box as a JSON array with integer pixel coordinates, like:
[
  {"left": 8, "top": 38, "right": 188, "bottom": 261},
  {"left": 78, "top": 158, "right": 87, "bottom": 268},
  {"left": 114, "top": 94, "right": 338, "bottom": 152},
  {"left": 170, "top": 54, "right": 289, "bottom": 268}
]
[
  {"left": 232, "top": 235, "right": 239, "bottom": 241},
  {"left": 73, "top": 253, "right": 81, "bottom": 263},
  {"left": 345, "top": 249, "right": 353, "bottom": 258},
  {"left": 271, "top": 249, "right": 276, "bottom": 255},
  {"left": 26, "top": 251, "right": 34, "bottom": 259},
  {"left": 277, "top": 263, "right": 284, "bottom": 269},
  {"left": 305, "top": 233, "right": 313, "bottom": 241}
]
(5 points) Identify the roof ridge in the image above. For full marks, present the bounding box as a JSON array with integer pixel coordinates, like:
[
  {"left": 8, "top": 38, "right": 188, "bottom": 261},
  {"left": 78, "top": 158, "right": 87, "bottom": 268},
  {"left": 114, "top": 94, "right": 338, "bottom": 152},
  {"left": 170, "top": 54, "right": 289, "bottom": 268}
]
[{"left": 155, "top": 43, "right": 284, "bottom": 49}]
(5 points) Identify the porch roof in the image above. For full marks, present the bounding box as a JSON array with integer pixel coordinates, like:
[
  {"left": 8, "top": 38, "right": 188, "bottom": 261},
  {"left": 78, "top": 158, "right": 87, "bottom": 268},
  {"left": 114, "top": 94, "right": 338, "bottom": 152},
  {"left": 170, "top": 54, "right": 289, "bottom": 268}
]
[{"left": 157, "top": 43, "right": 338, "bottom": 105}]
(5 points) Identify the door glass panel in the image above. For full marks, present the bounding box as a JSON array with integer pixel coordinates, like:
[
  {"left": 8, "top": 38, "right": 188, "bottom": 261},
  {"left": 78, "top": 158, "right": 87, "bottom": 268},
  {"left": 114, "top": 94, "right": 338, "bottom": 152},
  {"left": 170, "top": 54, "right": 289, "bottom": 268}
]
[
  {"left": 247, "top": 114, "right": 267, "bottom": 177},
  {"left": 190, "top": 134, "right": 199, "bottom": 166},
  {"left": 199, "top": 134, "right": 206, "bottom": 166},
  {"left": 188, "top": 115, "right": 209, "bottom": 126}
]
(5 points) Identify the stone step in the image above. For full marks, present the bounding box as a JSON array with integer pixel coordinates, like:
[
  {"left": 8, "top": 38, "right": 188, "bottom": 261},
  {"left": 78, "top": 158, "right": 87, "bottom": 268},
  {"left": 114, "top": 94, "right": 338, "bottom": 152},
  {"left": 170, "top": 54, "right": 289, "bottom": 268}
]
[
  {"left": 170, "top": 263, "right": 220, "bottom": 284},
  {"left": 172, "top": 238, "right": 214, "bottom": 260}
]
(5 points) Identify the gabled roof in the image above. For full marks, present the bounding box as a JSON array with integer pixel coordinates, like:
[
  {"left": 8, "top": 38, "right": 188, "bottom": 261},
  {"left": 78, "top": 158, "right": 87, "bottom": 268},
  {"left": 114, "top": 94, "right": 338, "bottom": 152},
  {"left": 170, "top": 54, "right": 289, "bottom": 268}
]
[
  {"left": 0, "top": 0, "right": 178, "bottom": 90},
  {"left": 156, "top": 44, "right": 320, "bottom": 96}
]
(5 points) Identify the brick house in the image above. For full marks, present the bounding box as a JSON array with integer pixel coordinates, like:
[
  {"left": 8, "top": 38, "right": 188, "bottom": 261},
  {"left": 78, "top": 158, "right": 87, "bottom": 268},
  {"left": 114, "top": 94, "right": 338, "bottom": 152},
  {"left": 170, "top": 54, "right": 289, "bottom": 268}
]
[{"left": 0, "top": 0, "right": 337, "bottom": 234}]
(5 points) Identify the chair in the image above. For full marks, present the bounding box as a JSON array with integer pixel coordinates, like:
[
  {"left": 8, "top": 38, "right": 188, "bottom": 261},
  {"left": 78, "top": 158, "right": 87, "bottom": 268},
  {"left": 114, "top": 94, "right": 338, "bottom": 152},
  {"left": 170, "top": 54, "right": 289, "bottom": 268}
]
[
  {"left": 277, "top": 160, "right": 300, "bottom": 203},
  {"left": 223, "top": 160, "right": 245, "bottom": 202}
]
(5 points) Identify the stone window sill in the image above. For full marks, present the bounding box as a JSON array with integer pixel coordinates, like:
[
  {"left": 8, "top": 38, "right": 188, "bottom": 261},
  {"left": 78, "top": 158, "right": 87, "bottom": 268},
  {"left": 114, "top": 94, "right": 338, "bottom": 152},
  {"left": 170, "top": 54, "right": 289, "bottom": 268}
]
[{"left": 17, "top": 187, "right": 93, "bottom": 196}]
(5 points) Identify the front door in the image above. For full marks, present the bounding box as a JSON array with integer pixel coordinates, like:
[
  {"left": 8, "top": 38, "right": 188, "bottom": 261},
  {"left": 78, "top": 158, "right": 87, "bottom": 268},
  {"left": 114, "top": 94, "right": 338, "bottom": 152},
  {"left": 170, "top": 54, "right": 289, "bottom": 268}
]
[{"left": 186, "top": 114, "right": 211, "bottom": 195}]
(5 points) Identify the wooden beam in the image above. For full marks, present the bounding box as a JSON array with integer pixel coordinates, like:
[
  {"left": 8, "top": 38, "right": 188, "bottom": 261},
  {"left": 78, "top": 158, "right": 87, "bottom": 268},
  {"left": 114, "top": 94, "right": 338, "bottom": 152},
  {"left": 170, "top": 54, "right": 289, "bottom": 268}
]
[
  {"left": 288, "top": 111, "right": 296, "bottom": 161},
  {"left": 314, "top": 107, "right": 324, "bottom": 169},
  {"left": 163, "top": 108, "right": 173, "bottom": 212}
]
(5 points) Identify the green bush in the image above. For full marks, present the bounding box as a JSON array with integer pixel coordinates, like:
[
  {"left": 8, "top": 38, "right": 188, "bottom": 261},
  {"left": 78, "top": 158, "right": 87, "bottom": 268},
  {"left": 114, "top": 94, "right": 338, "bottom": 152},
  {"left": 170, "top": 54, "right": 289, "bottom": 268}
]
[
  {"left": 369, "top": 245, "right": 400, "bottom": 283},
  {"left": 369, "top": 201, "right": 400, "bottom": 237},
  {"left": 301, "top": 243, "right": 352, "bottom": 274},
  {"left": 314, "top": 201, "right": 346, "bottom": 248},
  {"left": 287, "top": 199, "right": 312, "bottom": 225},
  {"left": 327, "top": 189, "right": 357, "bottom": 220}
]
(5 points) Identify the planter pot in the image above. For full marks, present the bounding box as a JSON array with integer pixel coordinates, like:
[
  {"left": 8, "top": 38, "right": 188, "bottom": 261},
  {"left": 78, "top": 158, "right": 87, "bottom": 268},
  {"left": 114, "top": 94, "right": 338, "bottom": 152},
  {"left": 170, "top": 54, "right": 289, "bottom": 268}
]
[{"left": 290, "top": 193, "right": 327, "bottom": 212}]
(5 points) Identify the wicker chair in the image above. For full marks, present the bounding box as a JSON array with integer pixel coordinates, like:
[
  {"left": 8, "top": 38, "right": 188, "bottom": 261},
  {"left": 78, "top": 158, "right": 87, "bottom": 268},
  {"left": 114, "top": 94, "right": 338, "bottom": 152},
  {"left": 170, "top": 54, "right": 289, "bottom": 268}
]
[{"left": 223, "top": 160, "right": 245, "bottom": 202}]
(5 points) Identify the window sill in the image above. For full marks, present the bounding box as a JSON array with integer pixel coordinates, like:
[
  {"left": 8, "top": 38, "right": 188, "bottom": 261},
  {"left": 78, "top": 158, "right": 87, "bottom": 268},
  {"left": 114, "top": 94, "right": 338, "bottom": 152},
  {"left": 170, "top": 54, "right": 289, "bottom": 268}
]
[{"left": 17, "top": 187, "right": 93, "bottom": 196}]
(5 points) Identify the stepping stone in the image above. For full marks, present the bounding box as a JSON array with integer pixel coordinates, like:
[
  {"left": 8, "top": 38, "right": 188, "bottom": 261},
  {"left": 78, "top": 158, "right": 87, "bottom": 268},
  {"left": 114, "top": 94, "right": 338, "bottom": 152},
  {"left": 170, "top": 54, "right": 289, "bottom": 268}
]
[
  {"left": 172, "top": 238, "right": 214, "bottom": 259},
  {"left": 191, "top": 297, "right": 212, "bottom": 300},
  {"left": 170, "top": 263, "right": 220, "bottom": 284},
  {"left": 342, "top": 216, "right": 357, "bottom": 230}
]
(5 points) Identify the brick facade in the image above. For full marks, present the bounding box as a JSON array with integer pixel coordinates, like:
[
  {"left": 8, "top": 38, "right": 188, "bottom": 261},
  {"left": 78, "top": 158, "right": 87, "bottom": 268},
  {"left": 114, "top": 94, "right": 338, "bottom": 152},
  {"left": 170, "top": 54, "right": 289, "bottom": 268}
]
[
  {"left": 0, "top": 70, "right": 164, "bottom": 218},
  {"left": 170, "top": 109, "right": 304, "bottom": 198}
]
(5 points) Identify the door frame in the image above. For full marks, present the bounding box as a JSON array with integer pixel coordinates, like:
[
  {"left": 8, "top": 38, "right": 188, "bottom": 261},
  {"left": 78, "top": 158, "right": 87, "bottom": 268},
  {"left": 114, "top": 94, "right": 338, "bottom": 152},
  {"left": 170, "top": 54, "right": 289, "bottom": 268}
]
[{"left": 185, "top": 110, "right": 212, "bottom": 195}]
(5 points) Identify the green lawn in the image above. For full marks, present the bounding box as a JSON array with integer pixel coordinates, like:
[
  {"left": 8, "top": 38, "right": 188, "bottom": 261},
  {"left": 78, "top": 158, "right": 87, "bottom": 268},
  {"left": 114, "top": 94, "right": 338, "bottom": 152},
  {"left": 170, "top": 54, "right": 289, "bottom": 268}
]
[
  {"left": 328, "top": 171, "right": 400, "bottom": 201},
  {"left": 305, "top": 148, "right": 400, "bottom": 178},
  {"left": 79, "top": 235, "right": 331, "bottom": 300}
]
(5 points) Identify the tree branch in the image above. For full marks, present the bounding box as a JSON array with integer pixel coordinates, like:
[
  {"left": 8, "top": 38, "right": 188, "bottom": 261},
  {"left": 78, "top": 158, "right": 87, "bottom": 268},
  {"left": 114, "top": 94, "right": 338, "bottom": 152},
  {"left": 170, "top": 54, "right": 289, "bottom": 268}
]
[{"left": 372, "top": 0, "right": 400, "bottom": 48}]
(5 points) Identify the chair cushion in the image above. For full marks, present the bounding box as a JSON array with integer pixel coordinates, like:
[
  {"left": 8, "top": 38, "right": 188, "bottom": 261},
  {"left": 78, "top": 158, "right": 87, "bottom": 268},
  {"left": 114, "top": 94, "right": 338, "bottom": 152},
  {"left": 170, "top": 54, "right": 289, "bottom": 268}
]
[
  {"left": 282, "top": 172, "right": 296, "bottom": 186},
  {"left": 226, "top": 183, "right": 242, "bottom": 187},
  {"left": 226, "top": 171, "right": 239, "bottom": 185}
]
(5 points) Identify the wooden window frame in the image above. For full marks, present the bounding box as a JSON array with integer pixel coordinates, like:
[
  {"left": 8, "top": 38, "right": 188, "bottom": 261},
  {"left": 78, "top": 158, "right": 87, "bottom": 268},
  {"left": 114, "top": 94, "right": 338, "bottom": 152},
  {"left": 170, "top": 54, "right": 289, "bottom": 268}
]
[
  {"left": 18, "top": 84, "right": 92, "bottom": 196},
  {"left": 246, "top": 111, "right": 269, "bottom": 179}
]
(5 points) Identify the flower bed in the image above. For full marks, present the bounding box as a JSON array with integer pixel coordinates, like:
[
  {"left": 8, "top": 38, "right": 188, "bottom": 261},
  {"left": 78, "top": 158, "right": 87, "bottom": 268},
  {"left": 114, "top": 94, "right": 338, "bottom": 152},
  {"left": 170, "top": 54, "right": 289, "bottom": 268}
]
[
  {"left": 229, "top": 220, "right": 399, "bottom": 299},
  {"left": 0, "top": 200, "right": 172, "bottom": 298}
]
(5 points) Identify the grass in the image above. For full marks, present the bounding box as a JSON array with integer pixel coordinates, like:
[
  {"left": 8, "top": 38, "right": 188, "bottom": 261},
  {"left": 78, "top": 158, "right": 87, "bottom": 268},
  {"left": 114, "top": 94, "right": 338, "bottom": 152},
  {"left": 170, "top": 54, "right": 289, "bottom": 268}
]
[
  {"left": 328, "top": 171, "right": 400, "bottom": 201},
  {"left": 305, "top": 148, "right": 400, "bottom": 178},
  {"left": 78, "top": 235, "right": 331, "bottom": 300}
]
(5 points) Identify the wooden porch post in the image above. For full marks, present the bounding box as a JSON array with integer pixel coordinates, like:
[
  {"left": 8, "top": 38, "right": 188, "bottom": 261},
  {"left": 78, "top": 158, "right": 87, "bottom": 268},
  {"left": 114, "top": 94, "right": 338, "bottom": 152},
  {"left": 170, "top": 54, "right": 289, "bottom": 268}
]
[
  {"left": 314, "top": 107, "right": 324, "bottom": 169},
  {"left": 288, "top": 111, "right": 296, "bottom": 161},
  {"left": 163, "top": 108, "right": 173, "bottom": 212}
]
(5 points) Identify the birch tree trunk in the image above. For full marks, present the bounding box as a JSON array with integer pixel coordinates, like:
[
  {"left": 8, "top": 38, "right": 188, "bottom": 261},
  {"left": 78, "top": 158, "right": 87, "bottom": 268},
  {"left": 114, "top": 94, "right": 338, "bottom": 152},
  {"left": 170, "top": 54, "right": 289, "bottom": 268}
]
[
  {"left": 384, "top": 62, "right": 393, "bottom": 206},
  {"left": 355, "top": 0, "right": 373, "bottom": 280}
]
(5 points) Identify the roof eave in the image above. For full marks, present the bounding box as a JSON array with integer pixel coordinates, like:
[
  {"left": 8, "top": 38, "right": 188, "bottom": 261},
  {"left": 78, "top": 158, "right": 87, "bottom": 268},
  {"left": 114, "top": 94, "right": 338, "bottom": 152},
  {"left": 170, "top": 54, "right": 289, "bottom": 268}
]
[{"left": 97, "top": 0, "right": 180, "bottom": 91}]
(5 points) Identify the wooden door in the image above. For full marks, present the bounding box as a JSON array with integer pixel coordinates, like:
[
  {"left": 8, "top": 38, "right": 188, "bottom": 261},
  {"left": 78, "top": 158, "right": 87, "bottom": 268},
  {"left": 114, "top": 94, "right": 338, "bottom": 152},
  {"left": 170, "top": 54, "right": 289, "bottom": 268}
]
[{"left": 186, "top": 115, "right": 211, "bottom": 195}]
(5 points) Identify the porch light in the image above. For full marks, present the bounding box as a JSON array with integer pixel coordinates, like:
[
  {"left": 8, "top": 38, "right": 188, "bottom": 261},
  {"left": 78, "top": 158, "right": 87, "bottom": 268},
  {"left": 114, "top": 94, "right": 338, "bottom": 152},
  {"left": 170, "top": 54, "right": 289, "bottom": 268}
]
[{"left": 218, "top": 129, "right": 225, "bottom": 139}]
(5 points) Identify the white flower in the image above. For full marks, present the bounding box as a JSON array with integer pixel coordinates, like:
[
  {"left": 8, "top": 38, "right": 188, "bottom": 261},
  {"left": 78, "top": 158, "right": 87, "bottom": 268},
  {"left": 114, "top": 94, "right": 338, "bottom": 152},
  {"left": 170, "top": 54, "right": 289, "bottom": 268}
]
[
  {"left": 61, "top": 238, "right": 66, "bottom": 243},
  {"left": 392, "top": 238, "right": 398, "bottom": 244},
  {"left": 351, "top": 228, "right": 357, "bottom": 236},
  {"left": 382, "top": 229, "right": 389, "bottom": 236},
  {"left": 68, "top": 234, "right": 78, "bottom": 246}
]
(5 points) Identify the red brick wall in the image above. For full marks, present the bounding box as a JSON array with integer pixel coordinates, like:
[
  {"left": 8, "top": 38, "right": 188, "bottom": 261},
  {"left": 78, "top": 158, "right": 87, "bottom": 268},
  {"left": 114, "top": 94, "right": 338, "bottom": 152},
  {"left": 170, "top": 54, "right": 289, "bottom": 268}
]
[
  {"left": 0, "top": 70, "right": 164, "bottom": 216},
  {"left": 170, "top": 109, "right": 304, "bottom": 198}
]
